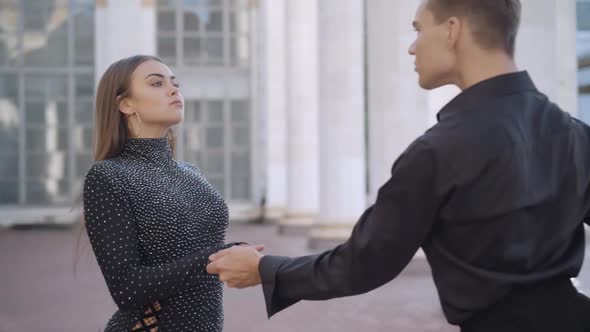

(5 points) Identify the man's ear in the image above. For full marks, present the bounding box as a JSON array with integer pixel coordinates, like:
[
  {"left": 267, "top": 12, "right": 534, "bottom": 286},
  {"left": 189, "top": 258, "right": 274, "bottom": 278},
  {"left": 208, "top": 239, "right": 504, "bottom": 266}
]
[
  {"left": 117, "top": 95, "right": 134, "bottom": 115},
  {"left": 446, "top": 16, "right": 462, "bottom": 49}
]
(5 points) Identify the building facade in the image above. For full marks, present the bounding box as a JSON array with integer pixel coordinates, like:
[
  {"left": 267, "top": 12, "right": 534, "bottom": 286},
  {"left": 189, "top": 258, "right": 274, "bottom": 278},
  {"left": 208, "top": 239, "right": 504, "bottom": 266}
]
[{"left": 0, "top": 0, "right": 584, "bottom": 245}]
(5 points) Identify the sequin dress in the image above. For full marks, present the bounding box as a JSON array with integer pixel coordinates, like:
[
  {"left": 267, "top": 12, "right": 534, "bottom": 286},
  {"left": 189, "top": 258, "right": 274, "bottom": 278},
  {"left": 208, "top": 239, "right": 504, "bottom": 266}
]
[{"left": 83, "top": 138, "right": 237, "bottom": 332}]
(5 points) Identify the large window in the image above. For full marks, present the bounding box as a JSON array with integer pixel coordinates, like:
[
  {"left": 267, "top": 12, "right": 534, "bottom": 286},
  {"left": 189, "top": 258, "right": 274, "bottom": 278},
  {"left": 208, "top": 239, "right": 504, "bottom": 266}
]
[
  {"left": 157, "top": 0, "right": 250, "bottom": 67},
  {"left": 578, "top": 0, "right": 590, "bottom": 123},
  {"left": 181, "top": 98, "right": 251, "bottom": 200},
  {"left": 158, "top": 0, "right": 253, "bottom": 202},
  {"left": 0, "top": 0, "right": 94, "bottom": 205}
]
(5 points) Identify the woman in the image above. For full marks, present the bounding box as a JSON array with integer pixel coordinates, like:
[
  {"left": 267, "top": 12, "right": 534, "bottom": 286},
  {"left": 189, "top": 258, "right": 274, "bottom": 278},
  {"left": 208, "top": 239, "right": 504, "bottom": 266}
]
[{"left": 83, "top": 55, "right": 256, "bottom": 331}]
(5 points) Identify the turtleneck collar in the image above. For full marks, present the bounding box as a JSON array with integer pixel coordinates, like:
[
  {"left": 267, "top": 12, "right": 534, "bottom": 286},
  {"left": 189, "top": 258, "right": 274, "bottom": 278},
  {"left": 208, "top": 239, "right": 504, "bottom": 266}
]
[{"left": 121, "top": 138, "right": 174, "bottom": 166}]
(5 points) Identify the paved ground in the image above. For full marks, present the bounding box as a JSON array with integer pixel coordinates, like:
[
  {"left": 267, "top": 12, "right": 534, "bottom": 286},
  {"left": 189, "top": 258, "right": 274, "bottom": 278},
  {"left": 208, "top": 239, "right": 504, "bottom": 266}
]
[{"left": 1, "top": 222, "right": 589, "bottom": 332}]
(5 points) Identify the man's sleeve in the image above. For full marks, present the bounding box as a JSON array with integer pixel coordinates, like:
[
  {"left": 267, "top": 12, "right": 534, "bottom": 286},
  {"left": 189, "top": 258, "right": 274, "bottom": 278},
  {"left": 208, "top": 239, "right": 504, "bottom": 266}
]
[{"left": 258, "top": 140, "right": 441, "bottom": 317}]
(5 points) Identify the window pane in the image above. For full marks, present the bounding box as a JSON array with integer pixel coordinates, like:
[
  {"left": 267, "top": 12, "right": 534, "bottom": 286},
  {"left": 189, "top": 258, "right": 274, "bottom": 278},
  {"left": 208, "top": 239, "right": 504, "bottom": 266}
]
[
  {"left": 183, "top": 0, "right": 222, "bottom": 7},
  {"left": 183, "top": 11, "right": 200, "bottom": 32},
  {"left": 232, "top": 126, "right": 249, "bottom": 147},
  {"left": 205, "top": 37, "right": 223, "bottom": 64},
  {"left": 158, "top": 36, "right": 177, "bottom": 65},
  {"left": 206, "top": 100, "right": 223, "bottom": 122},
  {"left": 26, "top": 127, "right": 69, "bottom": 152},
  {"left": 230, "top": 36, "right": 249, "bottom": 67},
  {"left": 25, "top": 75, "right": 67, "bottom": 99},
  {"left": 26, "top": 152, "right": 68, "bottom": 180},
  {"left": 183, "top": 36, "right": 202, "bottom": 65},
  {"left": 184, "top": 100, "right": 201, "bottom": 122},
  {"left": 204, "top": 11, "right": 223, "bottom": 32},
  {"left": 0, "top": 180, "right": 18, "bottom": 204},
  {"left": 23, "top": 6, "right": 69, "bottom": 66},
  {"left": 0, "top": 37, "right": 15, "bottom": 66},
  {"left": 229, "top": 10, "right": 249, "bottom": 34},
  {"left": 76, "top": 74, "right": 94, "bottom": 97},
  {"left": 0, "top": 126, "right": 18, "bottom": 156},
  {"left": 230, "top": 100, "right": 249, "bottom": 122},
  {"left": 203, "top": 150, "right": 224, "bottom": 174},
  {"left": 578, "top": 2, "right": 590, "bottom": 30},
  {"left": 25, "top": 101, "right": 68, "bottom": 126},
  {"left": 0, "top": 154, "right": 18, "bottom": 179},
  {"left": 183, "top": 124, "right": 202, "bottom": 151},
  {"left": 205, "top": 126, "right": 223, "bottom": 148},
  {"left": 158, "top": 0, "right": 176, "bottom": 8},
  {"left": 73, "top": 7, "right": 94, "bottom": 65},
  {"left": 208, "top": 176, "right": 224, "bottom": 197},
  {"left": 0, "top": 73, "right": 20, "bottom": 132},
  {"left": 72, "top": 125, "right": 93, "bottom": 152},
  {"left": 25, "top": 179, "right": 69, "bottom": 204},
  {"left": 0, "top": 1, "right": 20, "bottom": 66},
  {"left": 231, "top": 150, "right": 250, "bottom": 200},
  {"left": 23, "top": 6, "right": 47, "bottom": 31},
  {"left": 158, "top": 10, "right": 176, "bottom": 32},
  {"left": 75, "top": 99, "right": 94, "bottom": 124}
]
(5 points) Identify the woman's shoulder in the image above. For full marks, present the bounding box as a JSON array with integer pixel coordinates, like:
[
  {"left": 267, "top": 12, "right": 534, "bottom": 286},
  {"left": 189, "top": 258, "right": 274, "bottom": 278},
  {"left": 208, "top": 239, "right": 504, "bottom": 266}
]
[
  {"left": 84, "top": 158, "right": 127, "bottom": 185},
  {"left": 177, "top": 160, "right": 205, "bottom": 177}
]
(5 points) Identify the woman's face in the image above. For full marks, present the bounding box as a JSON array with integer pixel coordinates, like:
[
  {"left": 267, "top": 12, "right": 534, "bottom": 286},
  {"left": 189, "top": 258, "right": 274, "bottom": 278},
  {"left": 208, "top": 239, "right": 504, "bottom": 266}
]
[{"left": 119, "top": 60, "right": 184, "bottom": 136}]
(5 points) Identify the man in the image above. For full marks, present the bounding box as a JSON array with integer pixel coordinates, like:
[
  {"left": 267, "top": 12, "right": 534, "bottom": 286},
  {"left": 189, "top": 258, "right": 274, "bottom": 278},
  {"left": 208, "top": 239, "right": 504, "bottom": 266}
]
[{"left": 207, "top": 1, "right": 590, "bottom": 331}]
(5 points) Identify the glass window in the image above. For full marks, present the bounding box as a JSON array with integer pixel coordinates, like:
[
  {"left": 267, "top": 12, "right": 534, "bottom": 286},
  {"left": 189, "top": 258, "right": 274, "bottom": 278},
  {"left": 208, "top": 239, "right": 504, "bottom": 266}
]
[
  {"left": 578, "top": 1, "right": 590, "bottom": 30},
  {"left": 25, "top": 179, "right": 69, "bottom": 204},
  {"left": 184, "top": 11, "right": 201, "bottom": 32},
  {"left": 23, "top": 2, "right": 70, "bottom": 67},
  {"left": 158, "top": 36, "right": 177, "bottom": 65},
  {"left": 0, "top": 0, "right": 95, "bottom": 207},
  {"left": 0, "top": 180, "right": 19, "bottom": 204},
  {"left": 230, "top": 150, "right": 250, "bottom": 200},
  {"left": 73, "top": 5, "right": 94, "bottom": 65},
  {"left": 159, "top": 10, "right": 177, "bottom": 32},
  {"left": 183, "top": 36, "right": 202, "bottom": 64},
  {"left": 0, "top": 1, "right": 20, "bottom": 67},
  {"left": 205, "top": 37, "right": 223, "bottom": 64},
  {"left": 157, "top": 0, "right": 249, "bottom": 67},
  {"left": 25, "top": 101, "right": 68, "bottom": 126},
  {"left": 182, "top": 98, "right": 251, "bottom": 201}
]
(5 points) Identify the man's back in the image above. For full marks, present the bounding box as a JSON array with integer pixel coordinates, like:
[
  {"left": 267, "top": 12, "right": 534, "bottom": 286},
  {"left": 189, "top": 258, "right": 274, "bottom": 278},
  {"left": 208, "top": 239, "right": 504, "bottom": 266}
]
[{"left": 421, "top": 71, "right": 590, "bottom": 323}]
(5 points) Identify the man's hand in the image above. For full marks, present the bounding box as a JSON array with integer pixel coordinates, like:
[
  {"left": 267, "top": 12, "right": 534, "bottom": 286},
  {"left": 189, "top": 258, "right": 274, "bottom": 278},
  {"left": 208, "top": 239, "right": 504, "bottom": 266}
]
[{"left": 206, "top": 244, "right": 265, "bottom": 288}]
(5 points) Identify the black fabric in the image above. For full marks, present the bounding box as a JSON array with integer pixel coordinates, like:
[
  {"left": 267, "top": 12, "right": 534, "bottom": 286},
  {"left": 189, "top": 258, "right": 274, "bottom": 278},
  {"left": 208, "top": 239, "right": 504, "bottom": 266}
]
[
  {"left": 461, "top": 279, "right": 590, "bottom": 332},
  {"left": 259, "top": 71, "right": 590, "bottom": 325},
  {"left": 84, "top": 138, "right": 238, "bottom": 332}
]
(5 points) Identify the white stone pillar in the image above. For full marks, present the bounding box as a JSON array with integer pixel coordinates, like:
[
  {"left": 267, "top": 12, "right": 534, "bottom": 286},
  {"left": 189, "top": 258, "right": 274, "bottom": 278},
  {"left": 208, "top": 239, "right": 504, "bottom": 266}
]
[
  {"left": 259, "top": 0, "right": 288, "bottom": 222},
  {"left": 517, "top": 0, "right": 578, "bottom": 115},
  {"left": 309, "top": 0, "right": 365, "bottom": 248},
  {"left": 366, "top": 0, "right": 432, "bottom": 203},
  {"left": 280, "top": 0, "right": 320, "bottom": 233},
  {"left": 95, "top": 0, "right": 156, "bottom": 80}
]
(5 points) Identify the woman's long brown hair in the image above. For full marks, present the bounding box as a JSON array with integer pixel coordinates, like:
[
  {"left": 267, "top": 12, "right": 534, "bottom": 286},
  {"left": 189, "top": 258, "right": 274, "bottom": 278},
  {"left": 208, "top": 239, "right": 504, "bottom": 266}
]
[{"left": 75, "top": 55, "right": 177, "bottom": 274}]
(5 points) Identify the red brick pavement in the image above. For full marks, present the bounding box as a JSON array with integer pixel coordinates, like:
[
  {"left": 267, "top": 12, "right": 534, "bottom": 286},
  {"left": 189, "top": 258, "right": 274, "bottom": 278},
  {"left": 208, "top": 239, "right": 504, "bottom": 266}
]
[{"left": 1, "top": 223, "right": 588, "bottom": 332}]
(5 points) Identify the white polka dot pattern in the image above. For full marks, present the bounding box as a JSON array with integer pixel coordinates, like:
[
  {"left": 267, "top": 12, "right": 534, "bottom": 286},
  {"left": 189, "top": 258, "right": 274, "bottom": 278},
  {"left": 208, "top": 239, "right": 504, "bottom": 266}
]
[{"left": 83, "top": 138, "right": 236, "bottom": 332}]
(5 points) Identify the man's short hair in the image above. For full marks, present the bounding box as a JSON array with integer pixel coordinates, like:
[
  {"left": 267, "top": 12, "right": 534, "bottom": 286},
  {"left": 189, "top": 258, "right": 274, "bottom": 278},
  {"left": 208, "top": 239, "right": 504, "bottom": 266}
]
[{"left": 427, "top": 0, "right": 521, "bottom": 56}]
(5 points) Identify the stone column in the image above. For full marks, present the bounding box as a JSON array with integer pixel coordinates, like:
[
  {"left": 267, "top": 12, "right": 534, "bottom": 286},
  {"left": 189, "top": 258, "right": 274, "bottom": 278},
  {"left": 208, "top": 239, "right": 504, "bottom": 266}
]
[
  {"left": 280, "top": 0, "right": 320, "bottom": 234},
  {"left": 517, "top": 0, "right": 578, "bottom": 115},
  {"left": 95, "top": 0, "right": 156, "bottom": 79},
  {"left": 366, "top": 0, "right": 432, "bottom": 203},
  {"left": 309, "top": 0, "right": 366, "bottom": 248},
  {"left": 259, "top": 0, "right": 288, "bottom": 222}
]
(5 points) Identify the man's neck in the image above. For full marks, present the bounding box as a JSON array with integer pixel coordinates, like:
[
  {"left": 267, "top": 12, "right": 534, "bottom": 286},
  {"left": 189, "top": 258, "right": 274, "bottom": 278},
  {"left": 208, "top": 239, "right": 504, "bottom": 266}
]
[{"left": 455, "top": 51, "right": 519, "bottom": 90}]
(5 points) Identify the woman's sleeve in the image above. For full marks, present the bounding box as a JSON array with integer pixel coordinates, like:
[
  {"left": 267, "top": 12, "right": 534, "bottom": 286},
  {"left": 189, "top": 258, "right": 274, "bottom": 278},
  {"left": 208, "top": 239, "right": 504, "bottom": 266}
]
[{"left": 83, "top": 163, "right": 237, "bottom": 311}]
